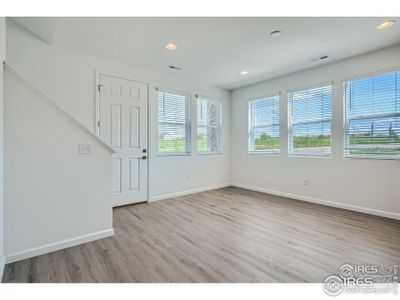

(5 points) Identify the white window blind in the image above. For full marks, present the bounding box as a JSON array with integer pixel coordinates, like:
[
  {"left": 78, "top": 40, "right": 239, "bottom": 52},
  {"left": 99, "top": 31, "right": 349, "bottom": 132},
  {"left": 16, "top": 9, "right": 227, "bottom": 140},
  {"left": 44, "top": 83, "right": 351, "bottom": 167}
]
[
  {"left": 344, "top": 70, "right": 400, "bottom": 159},
  {"left": 197, "top": 97, "right": 222, "bottom": 153},
  {"left": 288, "top": 85, "right": 332, "bottom": 156},
  {"left": 248, "top": 95, "right": 280, "bottom": 154},
  {"left": 157, "top": 90, "right": 191, "bottom": 155}
]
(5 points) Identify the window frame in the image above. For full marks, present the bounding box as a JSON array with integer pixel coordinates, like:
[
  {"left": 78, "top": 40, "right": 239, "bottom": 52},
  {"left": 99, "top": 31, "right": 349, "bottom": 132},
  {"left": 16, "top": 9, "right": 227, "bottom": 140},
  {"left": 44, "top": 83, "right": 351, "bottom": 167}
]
[
  {"left": 287, "top": 82, "right": 333, "bottom": 158},
  {"left": 156, "top": 88, "right": 192, "bottom": 156},
  {"left": 196, "top": 95, "right": 223, "bottom": 155},
  {"left": 343, "top": 68, "right": 400, "bottom": 160},
  {"left": 248, "top": 94, "right": 281, "bottom": 155}
]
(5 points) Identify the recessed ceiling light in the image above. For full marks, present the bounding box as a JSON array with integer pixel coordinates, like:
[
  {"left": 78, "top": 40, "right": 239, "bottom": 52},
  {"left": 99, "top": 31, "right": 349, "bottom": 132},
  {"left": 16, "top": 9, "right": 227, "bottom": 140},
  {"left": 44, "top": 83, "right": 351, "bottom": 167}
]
[
  {"left": 377, "top": 20, "right": 396, "bottom": 30},
  {"left": 270, "top": 30, "right": 282, "bottom": 38},
  {"left": 165, "top": 43, "right": 177, "bottom": 50},
  {"left": 240, "top": 70, "right": 249, "bottom": 75}
]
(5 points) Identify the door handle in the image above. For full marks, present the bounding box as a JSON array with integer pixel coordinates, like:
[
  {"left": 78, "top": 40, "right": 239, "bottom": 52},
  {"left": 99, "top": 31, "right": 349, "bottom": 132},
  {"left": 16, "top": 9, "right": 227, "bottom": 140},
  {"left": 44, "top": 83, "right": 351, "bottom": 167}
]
[{"left": 141, "top": 155, "right": 147, "bottom": 160}]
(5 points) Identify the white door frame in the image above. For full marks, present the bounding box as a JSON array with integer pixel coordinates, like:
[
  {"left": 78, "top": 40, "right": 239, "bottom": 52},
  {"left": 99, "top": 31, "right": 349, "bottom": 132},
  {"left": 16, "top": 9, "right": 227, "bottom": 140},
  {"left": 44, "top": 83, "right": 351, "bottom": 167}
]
[{"left": 94, "top": 69, "right": 150, "bottom": 203}]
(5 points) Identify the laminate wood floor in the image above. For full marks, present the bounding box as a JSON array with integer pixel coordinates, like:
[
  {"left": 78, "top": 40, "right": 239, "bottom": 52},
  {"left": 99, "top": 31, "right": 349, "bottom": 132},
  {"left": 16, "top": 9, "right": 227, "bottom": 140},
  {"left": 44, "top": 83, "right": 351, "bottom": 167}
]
[{"left": 3, "top": 187, "right": 400, "bottom": 283}]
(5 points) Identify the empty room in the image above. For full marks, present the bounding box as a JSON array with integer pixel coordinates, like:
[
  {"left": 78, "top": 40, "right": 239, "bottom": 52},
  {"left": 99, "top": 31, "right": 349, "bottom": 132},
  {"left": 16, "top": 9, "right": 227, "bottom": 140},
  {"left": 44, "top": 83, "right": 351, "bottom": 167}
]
[{"left": 0, "top": 1, "right": 400, "bottom": 298}]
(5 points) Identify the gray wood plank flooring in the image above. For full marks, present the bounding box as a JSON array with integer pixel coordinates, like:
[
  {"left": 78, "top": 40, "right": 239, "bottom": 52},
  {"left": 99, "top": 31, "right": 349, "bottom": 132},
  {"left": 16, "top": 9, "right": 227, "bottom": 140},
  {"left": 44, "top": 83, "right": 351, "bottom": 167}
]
[{"left": 3, "top": 187, "right": 400, "bottom": 283}]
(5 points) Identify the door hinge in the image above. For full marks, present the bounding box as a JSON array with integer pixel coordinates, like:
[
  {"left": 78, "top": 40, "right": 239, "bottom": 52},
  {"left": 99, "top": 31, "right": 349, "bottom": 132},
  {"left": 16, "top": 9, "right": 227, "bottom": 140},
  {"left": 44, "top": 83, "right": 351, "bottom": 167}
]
[
  {"left": 97, "top": 120, "right": 100, "bottom": 127},
  {"left": 98, "top": 84, "right": 103, "bottom": 92}
]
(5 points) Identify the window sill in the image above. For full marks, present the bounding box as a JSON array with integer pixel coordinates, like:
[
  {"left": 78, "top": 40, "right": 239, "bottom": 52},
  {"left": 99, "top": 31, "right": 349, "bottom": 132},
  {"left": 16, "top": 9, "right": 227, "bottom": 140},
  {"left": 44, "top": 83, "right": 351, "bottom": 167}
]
[
  {"left": 196, "top": 151, "right": 223, "bottom": 156},
  {"left": 344, "top": 155, "right": 400, "bottom": 161},
  {"left": 288, "top": 154, "right": 332, "bottom": 159},
  {"left": 248, "top": 151, "right": 280, "bottom": 156},
  {"left": 157, "top": 153, "right": 191, "bottom": 157}
]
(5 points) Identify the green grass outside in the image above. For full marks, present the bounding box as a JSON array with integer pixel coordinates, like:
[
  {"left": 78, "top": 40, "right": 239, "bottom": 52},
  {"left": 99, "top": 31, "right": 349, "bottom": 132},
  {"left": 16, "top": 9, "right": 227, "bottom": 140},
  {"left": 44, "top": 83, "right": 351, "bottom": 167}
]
[
  {"left": 197, "top": 135, "right": 209, "bottom": 152},
  {"left": 159, "top": 132, "right": 400, "bottom": 155},
  {"left": 348, "top": 132, "right": 400, "bottom": 155},
  {"left": 159, "top": 139, "right": 186, "bottom": 153},
  {"left": 253, "top": 133, "right": 331, "bottom": 150},
  {"left": 349, "top": 133, "right": 400, "bottom": 145},
  {"left": 254, "top": 134, "right": 280, "bottom": 150},
  {"left": 293, "top": 135, "right": 331, "bottom": 148},
  {"left": 254, "top": 132, "right": 400, "bottom": 155},
  {"left": 158, "top": 137, "right": 209, "bottom": 153}
]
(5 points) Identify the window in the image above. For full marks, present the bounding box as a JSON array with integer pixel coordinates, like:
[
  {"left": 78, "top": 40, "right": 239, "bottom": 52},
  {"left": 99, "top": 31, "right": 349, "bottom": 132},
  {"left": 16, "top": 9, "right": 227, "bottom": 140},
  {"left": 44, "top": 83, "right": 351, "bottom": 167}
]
[
  {"left": 288, "top": 84, "right": 332, "bottom": 156},
  {"left": 248, "top": 95, "right": 280, "bottom": 154},
  {"left": 344, "top": 70, "right": 400, "bottom": 159},
  {"left": 157, "top": 90, "right": 191, "bottom": 155},
  {"left": 197, "top": 97, "right": 222, "bottom": 153}
]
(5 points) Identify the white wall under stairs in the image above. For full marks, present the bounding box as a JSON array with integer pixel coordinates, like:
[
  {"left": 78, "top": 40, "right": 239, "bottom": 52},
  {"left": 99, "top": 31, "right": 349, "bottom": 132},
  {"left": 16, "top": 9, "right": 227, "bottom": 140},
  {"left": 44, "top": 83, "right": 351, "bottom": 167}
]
[{"left": 4, "top": 64, "right": 114, "bottom": 263}]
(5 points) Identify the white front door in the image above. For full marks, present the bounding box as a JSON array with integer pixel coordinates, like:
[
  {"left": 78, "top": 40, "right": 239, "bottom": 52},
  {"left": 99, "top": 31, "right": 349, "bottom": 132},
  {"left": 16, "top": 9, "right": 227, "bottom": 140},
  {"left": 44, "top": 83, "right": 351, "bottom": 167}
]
[{"left": 98, "top": 74, "right": 148, "bottom": 207}]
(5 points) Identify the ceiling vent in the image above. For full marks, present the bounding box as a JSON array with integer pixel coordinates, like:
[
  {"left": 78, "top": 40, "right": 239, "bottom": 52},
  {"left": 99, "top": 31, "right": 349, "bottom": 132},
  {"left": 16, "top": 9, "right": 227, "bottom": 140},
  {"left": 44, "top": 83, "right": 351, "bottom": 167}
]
[
  {"left": 311, "top": 55, "right": 329, "bottom": 62},
  {"left": 168, "top": 65, "right": 182, "bottom": 71}
]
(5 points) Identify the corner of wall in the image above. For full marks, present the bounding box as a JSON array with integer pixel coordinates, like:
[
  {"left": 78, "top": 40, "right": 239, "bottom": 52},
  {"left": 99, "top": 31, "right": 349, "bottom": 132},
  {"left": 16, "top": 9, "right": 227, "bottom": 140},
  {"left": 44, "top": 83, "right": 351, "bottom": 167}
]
[
  {"left": 0, "top": 256, "right": 4, "bottom": 282},
  {"left": 228, "top": 89, "right": 234, "bottom": 184},
  {"left": 0, "top": 16, "right": 6, "bottom": 283}
]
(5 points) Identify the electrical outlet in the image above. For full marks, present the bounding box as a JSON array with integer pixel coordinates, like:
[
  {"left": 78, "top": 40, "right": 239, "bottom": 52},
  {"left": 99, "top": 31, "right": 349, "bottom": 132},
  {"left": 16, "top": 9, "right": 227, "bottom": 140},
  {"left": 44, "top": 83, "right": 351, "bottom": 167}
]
[
  {"left": 79, "top": 144, "right": 91, "bottom": 155},
  {"left": 304, "top": 178, "right": 309, "bottom": 186},
  {"left": 186, "top": 175, "right": 191, "bottom": 181}
]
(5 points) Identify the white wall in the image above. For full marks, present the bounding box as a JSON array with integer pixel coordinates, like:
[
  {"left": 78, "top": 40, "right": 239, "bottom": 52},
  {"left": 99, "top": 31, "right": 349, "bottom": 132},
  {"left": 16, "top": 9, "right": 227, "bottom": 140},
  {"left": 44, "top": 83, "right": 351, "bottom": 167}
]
[
  {"left": 6, "top": 20, "right": 231, "bottom": 200},
  {"left": 0, "top": 17, "right": 6, "bottom": 280},
  {"left": 4, "top": 68, "right": 114, "bottom": 262},
  {"left": 231, "top": 45, "right": 400, "bottom": 220}
]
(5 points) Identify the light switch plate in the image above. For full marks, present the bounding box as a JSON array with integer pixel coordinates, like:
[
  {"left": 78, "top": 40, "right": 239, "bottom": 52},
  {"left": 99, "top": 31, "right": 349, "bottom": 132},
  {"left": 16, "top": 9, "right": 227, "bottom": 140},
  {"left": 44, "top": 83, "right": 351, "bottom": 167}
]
[{"left": 79, "top": 144, "right": 91, "bottom": 154}]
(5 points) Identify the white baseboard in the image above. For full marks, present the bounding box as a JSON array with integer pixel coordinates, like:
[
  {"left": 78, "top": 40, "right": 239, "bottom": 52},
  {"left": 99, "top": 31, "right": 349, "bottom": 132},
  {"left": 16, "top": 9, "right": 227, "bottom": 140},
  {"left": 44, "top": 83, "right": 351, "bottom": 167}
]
[
  {"left": 149, "top": 183, "right": 231, "bottom": 202},
  {"left": 0, "top": 255, "right": 5, "bottom": 283},
  {"left": 232, "top": 183, "right": 400, "bottom": 221},
  {"left": 5, "top": 229, "right": 114, "bottom": 264}
]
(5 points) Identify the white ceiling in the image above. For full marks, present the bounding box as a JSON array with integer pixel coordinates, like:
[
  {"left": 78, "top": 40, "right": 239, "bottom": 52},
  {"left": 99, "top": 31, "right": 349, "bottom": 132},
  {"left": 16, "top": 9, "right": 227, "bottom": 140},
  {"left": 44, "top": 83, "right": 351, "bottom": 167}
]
[{"left": 12, "top": 17, "right": 400, "bottom": 90}]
